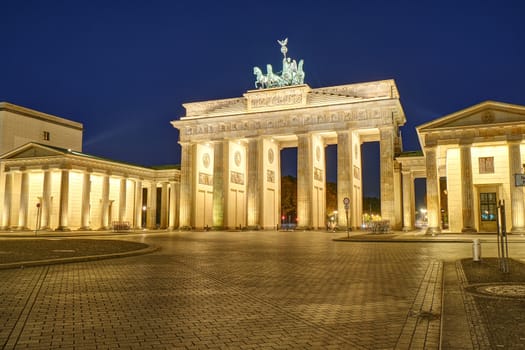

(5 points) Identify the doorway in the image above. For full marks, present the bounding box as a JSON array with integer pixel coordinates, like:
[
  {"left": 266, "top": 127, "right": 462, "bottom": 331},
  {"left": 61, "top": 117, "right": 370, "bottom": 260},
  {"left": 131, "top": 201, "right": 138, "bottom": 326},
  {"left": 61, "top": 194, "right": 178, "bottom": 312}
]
[{"left": 477, "top": 186, "right": 498, "bottom": 232}]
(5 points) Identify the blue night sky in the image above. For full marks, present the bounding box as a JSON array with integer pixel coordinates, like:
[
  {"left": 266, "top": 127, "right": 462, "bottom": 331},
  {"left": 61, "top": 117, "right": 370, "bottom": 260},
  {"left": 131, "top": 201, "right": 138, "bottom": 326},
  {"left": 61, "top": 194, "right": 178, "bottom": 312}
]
[{"left": 2, "top": 0, "right": 524, "bottom": 199}]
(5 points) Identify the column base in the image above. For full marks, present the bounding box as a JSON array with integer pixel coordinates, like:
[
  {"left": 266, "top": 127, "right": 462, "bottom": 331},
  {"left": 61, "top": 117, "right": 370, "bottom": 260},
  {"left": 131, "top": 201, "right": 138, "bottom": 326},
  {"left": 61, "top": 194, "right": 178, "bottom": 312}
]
[
  {"left": 402, "top": 226, "right": 414, "bottom": 232},
  {"left": 425, "top": 227, "right": 441, "bottom": 236},
  {"left": 55, "top": 226, "right": 71, "bottom": 232},
  {"left": 461, "top": 227, "right": 477, "bottom": 233},
  {"left": 511, "top": 227, "right": 525, "bottom": 234},
  {"left": 78, "top": 227, "right": 92, "bottom": 231},
  {"left": 98, "top": 226, "right": 109, "bottom": 231}
]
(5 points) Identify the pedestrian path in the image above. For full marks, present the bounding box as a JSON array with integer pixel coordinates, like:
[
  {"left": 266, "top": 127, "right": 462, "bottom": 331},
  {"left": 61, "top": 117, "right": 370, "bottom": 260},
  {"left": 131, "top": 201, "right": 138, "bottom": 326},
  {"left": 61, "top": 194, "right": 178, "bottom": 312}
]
[{"left": 0, "top": 230, "right": 523, "bottom": 349}]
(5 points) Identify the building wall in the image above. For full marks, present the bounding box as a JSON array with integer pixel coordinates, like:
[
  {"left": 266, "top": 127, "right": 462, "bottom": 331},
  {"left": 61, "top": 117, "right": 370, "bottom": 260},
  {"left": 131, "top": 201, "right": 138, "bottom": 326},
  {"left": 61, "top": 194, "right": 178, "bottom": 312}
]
[
  {"left": 260, "top": 138, "right": 279, "bottom": 229},
  {"left": 226, "top": 141, "right": 246, "bottom": 228},
  {"left": 194, "top": 143, "right": 213, "bottom": 229},
  {"left": 446, "top": 144, "right": 518, "bottom": 232},
  {"left": 0, "top": 108, "right": 83, "bottom": 154},
  {"left": 471, "top": 145, "right": 511, "bottom": 232}
]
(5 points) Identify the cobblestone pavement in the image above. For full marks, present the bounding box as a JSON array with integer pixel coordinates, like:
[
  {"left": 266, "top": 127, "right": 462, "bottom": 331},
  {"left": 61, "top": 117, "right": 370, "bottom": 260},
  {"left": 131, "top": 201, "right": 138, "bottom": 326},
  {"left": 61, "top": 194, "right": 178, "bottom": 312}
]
[{"left": 0, "top": 231, "right": 519, "bottom": 349}]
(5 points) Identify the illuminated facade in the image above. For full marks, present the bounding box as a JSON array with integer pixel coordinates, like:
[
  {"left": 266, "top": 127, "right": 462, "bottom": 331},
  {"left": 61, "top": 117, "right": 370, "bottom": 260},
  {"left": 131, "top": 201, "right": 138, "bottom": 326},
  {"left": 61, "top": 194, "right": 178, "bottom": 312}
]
[
  {"left": 1, "top": 94, "right": 524, "bottom": 234},
  {"left": 0, "top": 103, "right": 179, "bottom": 231},
  {"left": 171, "top": 80, "right": 406, "bottom": 230},
  {"left": 399, "top": 101, "right": 525, "bottom": 234}
]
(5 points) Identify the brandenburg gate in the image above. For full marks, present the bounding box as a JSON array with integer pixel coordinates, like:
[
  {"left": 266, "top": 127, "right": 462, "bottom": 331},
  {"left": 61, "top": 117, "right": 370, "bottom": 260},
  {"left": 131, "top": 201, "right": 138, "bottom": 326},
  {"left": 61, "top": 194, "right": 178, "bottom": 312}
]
[{"left": 171, "top": 40, "right": 405, "bottom": 230}]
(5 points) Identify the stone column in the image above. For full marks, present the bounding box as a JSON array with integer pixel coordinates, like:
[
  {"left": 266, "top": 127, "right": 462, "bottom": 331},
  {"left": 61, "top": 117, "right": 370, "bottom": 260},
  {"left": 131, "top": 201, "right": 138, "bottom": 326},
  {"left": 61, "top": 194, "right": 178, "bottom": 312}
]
[
  {"left": 168, "top": 181, "right": 178, "bottom": 230},
  {"left": 213, "top": 141, "right": 226, "bottom": 229},
  {"left": 460, "top": 143, "right": 476, "bottom": 232},
  {"left": 393, "top": 161, "right": 403, "bottom": 229},
  {"left": 246, "top": 138, "right": 260, "bottom": 228},
  {"left": 147, "top": 182, "right": 157, "bottom": 229},
  {"left": 118, "top": 177, "right": 127, "bottom": 222},
  {"left": 1, "top": 172, "right": 12, "bottom": 230},
  {"left": 17, "top": 170, "right": 30, "bottom": 230},
  {"left": 178, "top": 142, "right": 194, "bottom": 229},
  {"left": 56, "top": 169, "right": 70, "bottom": 231},
  {"left": 508, "top": 139, "right": 525, "bottom": 233},
  {"left": 425, "top": 146, "right": 441, "bottom": 235},
  {"left": 160, "top": 182, "right": 168, "bottom": 229},
  {"left": 337, "top": 131, "right": 352, "bottom": 229},
  {"left": 80, "top": 171, "right": 91, "bottom": 230},
  {"left": 41, "top": 169, "right": 52, "bottom": 230},
  {"left": 100, "top": 173, "right": 110, "bottom": 230},
  {"left": 297, "top": 133, "right": 312, "bottom": 229},
  {"left": 402, "top": 170, "right": 414, "bottom": 231},
  {"left": 379, "top": 127, "right": 396, "bottom": 226},
  {"left": 133, "top": 179, "right": 143, "bottom": 229}
]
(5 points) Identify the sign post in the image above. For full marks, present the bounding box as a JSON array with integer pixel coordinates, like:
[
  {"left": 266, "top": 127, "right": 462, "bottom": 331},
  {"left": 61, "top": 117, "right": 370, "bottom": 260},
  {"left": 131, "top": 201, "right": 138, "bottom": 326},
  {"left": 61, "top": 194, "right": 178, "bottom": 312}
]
[
  {"left": 343, "top": 197, "right": 350, "bottom": 238},
  {"left": 35, "top": 203, "right": 42, "bottom": 237},
  {"left": 515, "top": 174, "right": 525, "bottom": 187}
]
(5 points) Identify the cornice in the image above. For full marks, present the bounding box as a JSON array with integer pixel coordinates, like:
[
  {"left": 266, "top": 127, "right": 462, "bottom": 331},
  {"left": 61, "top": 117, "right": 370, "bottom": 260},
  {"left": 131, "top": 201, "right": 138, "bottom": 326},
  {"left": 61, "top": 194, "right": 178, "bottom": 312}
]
[
  {"left": 176, "top": 100, "right": 402, "bottom": 142},
  {"left": 2, "top": 154, "right": 180, "bottom": 181}
]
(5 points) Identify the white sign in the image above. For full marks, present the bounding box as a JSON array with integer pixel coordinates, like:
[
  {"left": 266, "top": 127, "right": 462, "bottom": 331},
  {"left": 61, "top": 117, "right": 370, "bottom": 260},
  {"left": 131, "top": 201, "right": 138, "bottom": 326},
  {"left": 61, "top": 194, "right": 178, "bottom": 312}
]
[{"left": 515, "top": 174, "right": 525, "bottom": 186}]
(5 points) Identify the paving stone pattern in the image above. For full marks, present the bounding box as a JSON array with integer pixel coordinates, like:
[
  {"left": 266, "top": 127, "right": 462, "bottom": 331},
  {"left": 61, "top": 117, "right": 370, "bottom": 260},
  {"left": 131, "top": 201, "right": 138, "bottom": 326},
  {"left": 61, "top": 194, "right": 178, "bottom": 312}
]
[
  {"left": 0, "top": 232, "right": 444, "bottom": 349},
  {"left": 460, "top": 258, "right": 525, "bottom": 349}
]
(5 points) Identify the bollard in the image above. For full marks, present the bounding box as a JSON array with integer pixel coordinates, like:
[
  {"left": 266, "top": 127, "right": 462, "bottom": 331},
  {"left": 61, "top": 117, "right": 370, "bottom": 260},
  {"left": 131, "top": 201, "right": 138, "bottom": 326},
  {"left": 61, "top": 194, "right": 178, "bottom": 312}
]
[{"left": 472, "top": 239, "right": 481, "bottom": 262}]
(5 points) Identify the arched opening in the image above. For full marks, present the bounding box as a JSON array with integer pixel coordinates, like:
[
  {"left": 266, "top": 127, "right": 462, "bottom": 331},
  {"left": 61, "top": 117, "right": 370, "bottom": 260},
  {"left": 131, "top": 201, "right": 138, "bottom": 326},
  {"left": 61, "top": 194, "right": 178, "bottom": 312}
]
[
  {"left": 362, "top": 142, "right": 381, "bottom": 221},
  {"left": 280, "top": 147, "right": 297, "bottom": 229}
]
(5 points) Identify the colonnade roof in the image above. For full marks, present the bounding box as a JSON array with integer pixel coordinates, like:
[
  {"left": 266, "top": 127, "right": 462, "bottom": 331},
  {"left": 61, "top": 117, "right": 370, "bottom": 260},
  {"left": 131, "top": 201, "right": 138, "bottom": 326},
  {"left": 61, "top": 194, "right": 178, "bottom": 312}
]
[
  {"left": 0, "top": 101, "right": 83, "bottom": 130},
  {"left": 1, "top": 142, "right": 179, "bottom": 181}
]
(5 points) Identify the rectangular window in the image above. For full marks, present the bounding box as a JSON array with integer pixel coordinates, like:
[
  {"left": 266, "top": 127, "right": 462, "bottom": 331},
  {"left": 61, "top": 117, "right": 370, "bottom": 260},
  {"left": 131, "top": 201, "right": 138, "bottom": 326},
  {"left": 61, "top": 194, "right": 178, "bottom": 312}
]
[
  {"left": 479, "top": 157, "right": 494, "bottom": 174},
  {"left": 480, "top": 192, "right": 497, "bottom": 221},
  {"left": 43, "top": 131, "right": 50, "bottom": 141}
]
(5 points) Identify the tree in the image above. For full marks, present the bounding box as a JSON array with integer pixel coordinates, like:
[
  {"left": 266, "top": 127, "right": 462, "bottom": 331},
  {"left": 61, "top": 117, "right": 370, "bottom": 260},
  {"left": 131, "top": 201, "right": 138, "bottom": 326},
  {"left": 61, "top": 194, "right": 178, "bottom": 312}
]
[
  {"left": 281, "top": 175, "right": 297, "bottom": 218},
  {"left": 325, "top": 182, "right": 337, "bottom": 215}
]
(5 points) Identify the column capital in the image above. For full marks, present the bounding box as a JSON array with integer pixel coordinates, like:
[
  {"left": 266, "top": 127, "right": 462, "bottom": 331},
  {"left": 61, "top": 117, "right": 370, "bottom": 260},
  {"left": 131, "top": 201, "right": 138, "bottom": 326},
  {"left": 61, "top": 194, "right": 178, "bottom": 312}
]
[
  {"left": 507, "top": 136, "right": 523, "bottom": 144},
  {"left": 424, "top": 144, "right": 437, "bottom": 152},
  {"left": 458, "top": 138, "right": 474, "bottom": 147}
]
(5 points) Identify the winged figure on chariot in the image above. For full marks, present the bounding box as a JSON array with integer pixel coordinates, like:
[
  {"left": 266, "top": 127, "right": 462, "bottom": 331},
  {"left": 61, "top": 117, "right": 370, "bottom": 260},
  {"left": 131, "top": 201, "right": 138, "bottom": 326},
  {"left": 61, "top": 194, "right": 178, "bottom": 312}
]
[{"left": 253, "top": 38, "right": 305, "bottom": 89}]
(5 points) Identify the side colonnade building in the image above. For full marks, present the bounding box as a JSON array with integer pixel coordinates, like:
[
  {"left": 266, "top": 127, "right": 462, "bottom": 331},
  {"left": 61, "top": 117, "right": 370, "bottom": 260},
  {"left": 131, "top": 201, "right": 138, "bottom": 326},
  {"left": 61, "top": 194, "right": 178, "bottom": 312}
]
[
  {"left": 0, "top": 102, "right": 179, "bottom": 231},
  {"left": 399, "top": 100, "right": 525, "bottom": 234}
]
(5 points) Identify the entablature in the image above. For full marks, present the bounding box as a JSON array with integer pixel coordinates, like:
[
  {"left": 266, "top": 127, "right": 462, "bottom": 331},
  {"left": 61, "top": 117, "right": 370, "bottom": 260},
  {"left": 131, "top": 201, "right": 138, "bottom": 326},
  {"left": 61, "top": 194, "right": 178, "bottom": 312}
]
[{"left": 175, "top": 99, "right": 404, "bottom": 143}]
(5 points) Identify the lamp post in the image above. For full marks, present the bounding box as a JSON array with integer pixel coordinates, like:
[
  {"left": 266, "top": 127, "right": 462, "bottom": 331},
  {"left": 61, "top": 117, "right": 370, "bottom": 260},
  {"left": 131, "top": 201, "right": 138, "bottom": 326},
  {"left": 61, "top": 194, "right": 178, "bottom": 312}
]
[{"left": 343, "top": 197, "right": 350, "bottom": 238}]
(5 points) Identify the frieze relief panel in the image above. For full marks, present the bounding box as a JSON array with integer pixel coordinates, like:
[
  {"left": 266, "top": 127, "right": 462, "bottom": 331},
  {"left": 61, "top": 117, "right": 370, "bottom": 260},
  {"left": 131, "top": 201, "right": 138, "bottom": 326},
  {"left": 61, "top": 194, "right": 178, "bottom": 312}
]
[
  {"left": 267, "top": 169, "right": 275, "bottom": 183},
  {"left": 314, "top": 167, "right": 323, "bottom": 182},
  {"left": 230, "top": 171, "right": 244, "bottom": 185},
  {"left": 198, "top": 172, "right": 213, "bottom": 186},
  {"left": 180, "top": 106, "right": 395, "bottom": 141},
  {"left": 245, "top": 85, "right": 309, "bottom": 112},
  {"left": 353, "top": 166, "right": 361, "bottom": 180}
]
